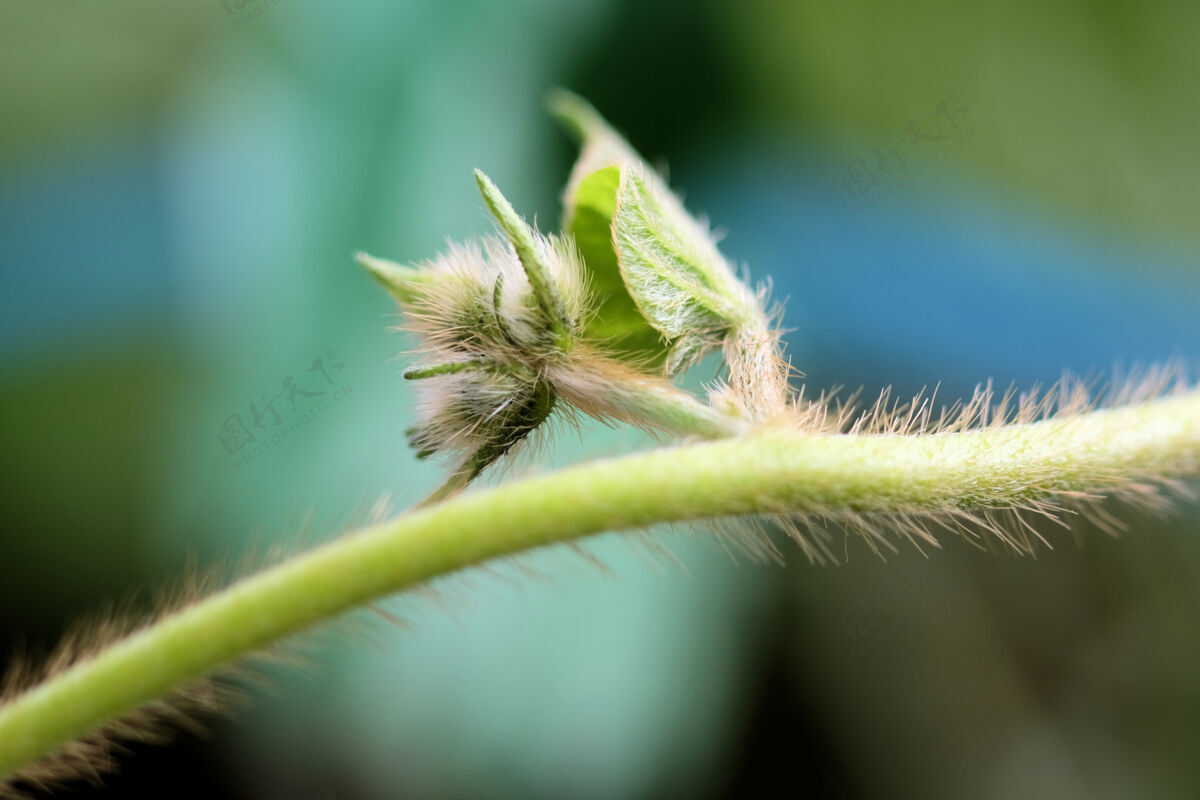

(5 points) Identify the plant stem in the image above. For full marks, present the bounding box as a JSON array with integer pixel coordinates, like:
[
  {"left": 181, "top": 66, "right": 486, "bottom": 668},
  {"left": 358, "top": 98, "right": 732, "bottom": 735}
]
[
  {"left": 418, "top": 362, "right": 746, "bottom": 505},
  {"left": 547, "top": 353, "right": 748, "bottom": 440},
  {"left": 2, "top": 390, "right": 1199, "bottom": 778}
]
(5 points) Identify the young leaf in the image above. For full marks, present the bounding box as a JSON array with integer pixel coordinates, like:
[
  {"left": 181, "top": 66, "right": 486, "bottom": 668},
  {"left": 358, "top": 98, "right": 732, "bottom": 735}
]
[
  {"left": 549, "top": 92, "right": 665, "bottom": 361},
  {"left": 474, "top": 169, "right": 573, "bottom": 349},
  {"left": 356, "top": 251, "right": 434, "bottom": 306},
  {"left": 547, "top": 89, "right": 641, "bottom": 218},
  {"left": 549, "top": 90, "right": 768, "bottom": 376},
  {"left": 565, "top": 166, "right": 664, "bottom": 358},
  {"left": 612, "top": 166, "right": 759, "bottom": 373}
]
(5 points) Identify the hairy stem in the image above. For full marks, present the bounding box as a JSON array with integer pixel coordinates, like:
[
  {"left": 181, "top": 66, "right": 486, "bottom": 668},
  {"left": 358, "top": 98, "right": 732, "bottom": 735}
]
[
  {"left": 2, "top": 390, "right": 1199, "bottom": 778},
  {"left": 724, "top": 321, "right": 790, "bottom": 417},
  {"left": 420, "top": 357, "right": 747, "bottom": 505},
  {"left": 548, "top": 355, "right": 748, "bottom": 440}
]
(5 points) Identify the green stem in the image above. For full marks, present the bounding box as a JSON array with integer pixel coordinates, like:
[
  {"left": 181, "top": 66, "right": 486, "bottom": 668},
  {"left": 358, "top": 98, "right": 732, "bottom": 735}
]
[
  {"left": 416, "top": 356, "right": 746, "bottom": 506},
  {"left": 2, "top": 390, "right": 1199, "bottom": 778},
  {"left": 546, "top": 355, "right": 748, "bottom": 440}
]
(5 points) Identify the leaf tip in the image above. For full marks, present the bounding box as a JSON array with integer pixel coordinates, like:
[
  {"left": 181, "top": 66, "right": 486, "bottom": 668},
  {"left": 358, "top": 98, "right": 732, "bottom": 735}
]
[
  {"left": 473, "top": 169, "right": 523, "bottom": 239},
  {"left": 545, "top": 88, "right": 605, "bottom": 141},
  {"left": 356, "top": 251, "right": 426, "bottom": 305}
]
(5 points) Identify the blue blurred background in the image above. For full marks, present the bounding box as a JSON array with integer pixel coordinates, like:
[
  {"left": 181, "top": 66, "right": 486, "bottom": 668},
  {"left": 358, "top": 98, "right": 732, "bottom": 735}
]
[{"left": 2, "top": 1, "right": 1200, "bottom": 798}]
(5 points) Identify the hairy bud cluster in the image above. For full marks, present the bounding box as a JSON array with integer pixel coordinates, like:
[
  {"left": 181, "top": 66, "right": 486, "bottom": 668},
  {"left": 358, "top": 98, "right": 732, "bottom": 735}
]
[
  {"left": 362, "top": 95, "right": 793, "bottom": 493},
  {"left": 360, "top": 175, "right": 592, "bottom": 480},
  {"left": 550, "top": 91, "right": 791, "bottom": 415}
]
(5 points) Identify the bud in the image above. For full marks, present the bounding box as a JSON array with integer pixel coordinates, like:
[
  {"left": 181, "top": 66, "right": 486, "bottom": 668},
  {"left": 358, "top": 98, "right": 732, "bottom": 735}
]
[
  {"left": 359, "top": 174, "right": 589, "bottom": 474},
  {"left": 551, "top": 90, "right": 789, "bottom": 412},
  {"left": 548, "top": 91, "right": 665, "bottom": 362}
]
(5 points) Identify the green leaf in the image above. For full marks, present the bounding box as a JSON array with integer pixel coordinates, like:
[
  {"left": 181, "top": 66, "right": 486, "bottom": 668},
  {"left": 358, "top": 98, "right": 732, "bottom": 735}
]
[
  {"left": 549, "top": 90, "right": 760, "bottom": 373},
  {"left": 356, "top": 251, "right": 434, "bottom": 306},
  {"left": 547, "top": 90, "right": 639, "bottom": 210},
  {"left": 566, "top": 166, "right": 664, "bottom": 359},
  {"left": 549, "top": 91, "right": 666, "bottom": 361},
  {"left": 612, "top": 166, "right": 757, "bottom": 373},
  {"left": 474, "top": 169, "right": 572, "bottom": 347}
]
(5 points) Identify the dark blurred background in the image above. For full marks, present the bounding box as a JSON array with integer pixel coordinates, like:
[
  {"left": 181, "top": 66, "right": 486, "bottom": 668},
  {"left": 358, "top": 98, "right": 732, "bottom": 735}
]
[{"left": 2, "top": 1, "right": 1200, "bottom": 798}]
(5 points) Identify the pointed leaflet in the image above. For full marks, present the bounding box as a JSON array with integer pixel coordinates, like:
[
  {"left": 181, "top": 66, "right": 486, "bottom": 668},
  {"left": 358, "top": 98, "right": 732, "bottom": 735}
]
[
  {"left": 356, "top": 251, "right": 434, "bottom": 306},
  {"left": 549, "top": 92, "right": 664, "bottom": 360},
  {"left": 561, "top": 166, "right": 663, "bottom": 355},
  {"left": 612, "top": 166, "right": 761, "bottom": 373},
  {"left": 550, "top": 90, "right": 764, "bottom": 373},
  {"left": 474, "top": 169, "right": 573, "bottom": 349}
]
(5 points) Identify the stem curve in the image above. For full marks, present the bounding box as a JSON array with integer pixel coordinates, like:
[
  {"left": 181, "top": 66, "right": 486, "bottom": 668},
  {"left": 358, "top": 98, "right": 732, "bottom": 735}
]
[{"left": 1, "top": 389, "right": 1198, "bottom": 779}]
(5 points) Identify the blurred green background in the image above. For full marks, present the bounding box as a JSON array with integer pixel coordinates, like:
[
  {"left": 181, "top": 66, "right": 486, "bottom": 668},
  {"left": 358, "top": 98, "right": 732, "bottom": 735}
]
[{"left": 2, "top": 1, "right": 1200, "bottom": 798}]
